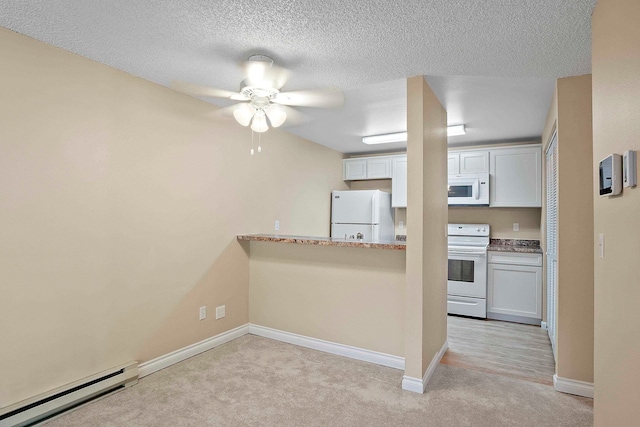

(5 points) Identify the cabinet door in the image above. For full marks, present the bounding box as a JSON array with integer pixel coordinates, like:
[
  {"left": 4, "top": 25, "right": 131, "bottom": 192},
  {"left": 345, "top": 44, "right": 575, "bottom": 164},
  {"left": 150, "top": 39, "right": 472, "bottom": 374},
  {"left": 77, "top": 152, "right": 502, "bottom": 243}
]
[
  {"left": 392, "top": 156, "right": 407, "bottom": 208},
  {"left": 448, "top": 153, "right": 460, "bottom": 175},
  {"left": 367, "top": 157, "right": 392, "bottom": 179},
  {"left": 490, "top": 146, "right": 542, "bottom": 207},
  {"left": 460, "top": 151, "right": 489, "bottom": 174},
  {"left": 343, "top": 159, "right": 367, "bottom": 180},
  {"left": 487, "top": 263, "right": 542, "bottom": 320}
]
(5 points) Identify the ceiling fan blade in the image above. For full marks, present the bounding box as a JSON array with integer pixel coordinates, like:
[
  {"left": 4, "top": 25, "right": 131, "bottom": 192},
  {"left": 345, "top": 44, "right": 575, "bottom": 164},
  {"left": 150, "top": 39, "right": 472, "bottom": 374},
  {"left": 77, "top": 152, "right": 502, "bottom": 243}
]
[
  {"left": 277, "top": 105, "right": 310, "bottom": 127},
  {"left": 273, "top": 89, "right": 344, "bottom": 108},
  {"left": 240, "top": 61, "right": 291, "bottom": 90},
  {"left": 171, "top": 81, "right": 248, "bottom": 100}
]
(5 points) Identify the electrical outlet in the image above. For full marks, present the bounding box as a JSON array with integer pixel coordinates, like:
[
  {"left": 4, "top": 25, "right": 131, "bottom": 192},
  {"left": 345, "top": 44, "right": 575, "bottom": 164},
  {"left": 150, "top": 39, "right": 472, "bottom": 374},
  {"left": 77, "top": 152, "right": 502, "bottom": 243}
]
[
  {"left": 513, "top": 223, "right": 520, "bottom": 232},
  {"left": 275, "top": 220, "right": 280, "bottom": 231},
  {"left": 216, "top": 305, "right": 226, "bottom": 320},
  {"left": 199, "top": 306, "right": 207, "bottom": 320},
  {"left": 399, "top": 221, "right": 404, "bottom": 229}
]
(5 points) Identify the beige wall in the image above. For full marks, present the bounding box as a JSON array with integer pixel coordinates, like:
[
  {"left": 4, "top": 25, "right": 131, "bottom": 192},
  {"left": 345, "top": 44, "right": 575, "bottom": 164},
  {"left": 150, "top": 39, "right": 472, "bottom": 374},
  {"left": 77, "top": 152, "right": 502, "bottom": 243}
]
[
  {"left": 592, "top": 0, "right": 640, "bottom": 424},
  {"left": 556, "top": 75, "right": 594, "bottom": 383},
  {"left": 404, "top": 76, "right": 448, "bottom": 379},
  {"left": 0, "top": 28, "right": 347, "bottom": 407},
  {"left": 448, "top": 207, "right": 541, "bottom": 240},
  {"left": 541, "top": 76, "right": 594, "bottom": 383},
  {"left": 249, "top": 242, "right": 406, "bottom": 356}
]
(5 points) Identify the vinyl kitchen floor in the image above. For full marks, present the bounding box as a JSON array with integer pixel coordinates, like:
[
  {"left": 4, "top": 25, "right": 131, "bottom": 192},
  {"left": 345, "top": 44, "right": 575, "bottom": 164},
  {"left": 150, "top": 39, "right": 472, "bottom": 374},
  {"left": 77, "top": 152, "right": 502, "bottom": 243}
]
[{"left": 441, "top": 315, "right": 557, "bottom": 386}]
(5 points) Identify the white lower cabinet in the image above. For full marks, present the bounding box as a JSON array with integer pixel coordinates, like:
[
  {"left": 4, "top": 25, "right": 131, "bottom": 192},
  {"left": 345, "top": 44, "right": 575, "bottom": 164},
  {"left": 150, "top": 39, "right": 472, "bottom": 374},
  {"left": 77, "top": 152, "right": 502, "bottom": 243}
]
[{"left": 487, "top": 251, "right": 542, "bottom": 325}]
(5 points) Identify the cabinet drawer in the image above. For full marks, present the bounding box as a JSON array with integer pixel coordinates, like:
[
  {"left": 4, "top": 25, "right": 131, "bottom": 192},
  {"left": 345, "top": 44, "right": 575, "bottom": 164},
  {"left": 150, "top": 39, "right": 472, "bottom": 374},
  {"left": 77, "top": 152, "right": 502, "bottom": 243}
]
[
  {"left": 447, "top": 295, "right": 487, "bottom": 318},
  {"left": 488, "top": 251, "right": 542, "bottom": 266}
]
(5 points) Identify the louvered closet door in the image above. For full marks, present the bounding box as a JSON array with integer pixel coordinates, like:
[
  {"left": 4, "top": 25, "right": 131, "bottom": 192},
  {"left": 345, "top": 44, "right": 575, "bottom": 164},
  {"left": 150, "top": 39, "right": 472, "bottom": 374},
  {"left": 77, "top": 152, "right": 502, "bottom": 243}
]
[{"left": 545, "top": 132, "right": 558, "bottom": 360}]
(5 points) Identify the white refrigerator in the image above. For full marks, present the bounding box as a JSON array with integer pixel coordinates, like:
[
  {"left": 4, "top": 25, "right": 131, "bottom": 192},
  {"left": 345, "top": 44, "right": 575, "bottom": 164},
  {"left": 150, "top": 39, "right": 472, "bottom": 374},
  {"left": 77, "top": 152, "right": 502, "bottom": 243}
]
[{"left": 331, "top": 190, "right": 395, "bottom": 241}]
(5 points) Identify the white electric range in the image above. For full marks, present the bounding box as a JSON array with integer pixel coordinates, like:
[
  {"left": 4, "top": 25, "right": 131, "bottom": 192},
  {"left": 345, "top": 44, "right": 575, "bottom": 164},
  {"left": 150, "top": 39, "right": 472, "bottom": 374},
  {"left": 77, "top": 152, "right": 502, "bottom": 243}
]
[{"left": 447, "top": 223, "right": 490, "bottom": 318}]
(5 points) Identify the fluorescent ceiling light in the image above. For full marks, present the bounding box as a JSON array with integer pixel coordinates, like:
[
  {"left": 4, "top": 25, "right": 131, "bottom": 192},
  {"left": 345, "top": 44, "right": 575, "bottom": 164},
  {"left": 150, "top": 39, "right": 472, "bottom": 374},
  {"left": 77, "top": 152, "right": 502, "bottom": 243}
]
[
  {"left": 362, "top": 132, "right": 407, "bottom": 145},
  {"left": 363, "top": 126, "right": 465, "bottom": 144},
  {"left": 447, "top": 124, "right": 466, "bottom": 136}
]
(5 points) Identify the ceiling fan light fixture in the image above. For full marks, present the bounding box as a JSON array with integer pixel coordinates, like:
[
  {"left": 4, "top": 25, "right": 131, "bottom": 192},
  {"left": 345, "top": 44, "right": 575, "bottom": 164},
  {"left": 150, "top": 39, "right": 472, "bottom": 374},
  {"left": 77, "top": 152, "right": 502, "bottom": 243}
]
[
  {"left": 266, "top": 104, "right": 287, "bottom": 128},
  {"left": 362, "top": 132, "right": 407, "bottom": 145},
  {"left": 447, "top": 124, "right": 466, "bottom": 136},
  {"left": 251, "top": 110, "right": 269, "bottom": 133},
  {"left": 233, "top": 103, "right": 255, "bottom": 126},
  {"left": 246, "top": 54, "right": 274, "bottom": 86}
]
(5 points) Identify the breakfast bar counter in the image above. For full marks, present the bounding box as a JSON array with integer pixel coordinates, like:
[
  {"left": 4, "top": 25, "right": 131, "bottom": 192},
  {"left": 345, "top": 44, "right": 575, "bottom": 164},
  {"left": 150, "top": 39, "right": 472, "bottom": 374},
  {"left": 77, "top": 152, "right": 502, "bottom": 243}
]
[
  {"left": 239, "top": 233, "right": 407, "bottom": 362},
  {"left": 237, "top": 234, "right": 406, "bottom": 250}
]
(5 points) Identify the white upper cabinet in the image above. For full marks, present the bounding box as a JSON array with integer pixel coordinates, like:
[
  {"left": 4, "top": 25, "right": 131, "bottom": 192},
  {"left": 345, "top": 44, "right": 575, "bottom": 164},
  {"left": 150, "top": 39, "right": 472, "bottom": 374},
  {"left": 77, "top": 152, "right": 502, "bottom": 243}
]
[
  {"left": 489, "top": 145, "right": 542, "bottom": 207},
  {"left": 391, "top": 156, "right": 407, "bottom": 208},
  {"left": 448, "top": 151, "right": 489, "bottom": 175},
  {"left": 459, "top": 151, "right": 489, "bottom": 174},
  {"left": 343, "top": 157, "right": 392, "bottom": 180},
  {"left": 343, "top": 158, "right": 367, "bottom": 180},
  {"left": 366, "top": 157, "right": 392, "bottom": 179},
  {"left": 447, "top": 153, "right": 460, "bottom": 175}
]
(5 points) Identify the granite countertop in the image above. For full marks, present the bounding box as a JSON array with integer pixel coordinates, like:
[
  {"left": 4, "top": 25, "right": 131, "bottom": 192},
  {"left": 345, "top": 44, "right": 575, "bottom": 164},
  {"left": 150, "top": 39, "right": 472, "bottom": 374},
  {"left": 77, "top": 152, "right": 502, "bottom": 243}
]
[
  {"left": 488, "top": 239, "right": 543, "bottom": 254},
  {"left": 237, "top": 234, "right": 407, "bottom": 250}
]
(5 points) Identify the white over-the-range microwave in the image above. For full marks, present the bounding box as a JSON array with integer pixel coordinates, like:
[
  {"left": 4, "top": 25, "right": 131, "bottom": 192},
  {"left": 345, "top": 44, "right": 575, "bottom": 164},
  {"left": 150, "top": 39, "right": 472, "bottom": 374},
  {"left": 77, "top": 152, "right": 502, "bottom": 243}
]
[{"left": 448, "top": 173, "right": 489, "bottom": 206}]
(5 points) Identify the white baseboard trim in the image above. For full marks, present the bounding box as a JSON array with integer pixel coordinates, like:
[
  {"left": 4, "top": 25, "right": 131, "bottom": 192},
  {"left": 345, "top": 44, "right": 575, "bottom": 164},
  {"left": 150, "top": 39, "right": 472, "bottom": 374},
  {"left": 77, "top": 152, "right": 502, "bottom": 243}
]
[
  {"left": 402, "top": 339, "right": 449, "bottom": 394},
  {"left": 248, "top": 324, "right": 405, "bottom": 370},
  {"left": 139, "top": 324, "right": 250, "bottom": 378},
  {"left": 400, "top": 376, "right": 425, "bottom": 393},
  {"left": 553, "top": 374, "right": 594, "bottom": 398},
  {"left": 540, "top": 321, "right": 548, "bottom": 330}
]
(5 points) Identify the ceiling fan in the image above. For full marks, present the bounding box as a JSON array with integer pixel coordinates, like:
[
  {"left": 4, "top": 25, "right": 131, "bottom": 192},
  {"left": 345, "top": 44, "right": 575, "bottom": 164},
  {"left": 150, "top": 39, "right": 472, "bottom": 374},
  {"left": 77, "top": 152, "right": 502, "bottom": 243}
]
[{"left": 172, "top": 54, "right": 344, "bottom": 133}]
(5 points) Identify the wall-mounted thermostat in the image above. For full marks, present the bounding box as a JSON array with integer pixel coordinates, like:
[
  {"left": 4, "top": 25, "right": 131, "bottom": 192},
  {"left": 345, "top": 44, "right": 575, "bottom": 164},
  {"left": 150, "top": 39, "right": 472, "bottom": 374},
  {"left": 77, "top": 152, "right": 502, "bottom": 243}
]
[
  {"left": 623, "top": 150, "right": 637, "bottom": 188},
  {"left": 599, "top": 154, "right": 622, "bottom": 197}
]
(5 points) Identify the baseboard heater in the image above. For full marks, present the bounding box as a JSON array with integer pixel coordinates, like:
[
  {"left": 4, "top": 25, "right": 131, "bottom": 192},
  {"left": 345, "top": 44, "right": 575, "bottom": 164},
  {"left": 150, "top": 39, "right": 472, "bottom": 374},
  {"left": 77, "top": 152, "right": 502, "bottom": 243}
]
[{"left": 0, "top": 362, "right": 138, "bottom": 427}]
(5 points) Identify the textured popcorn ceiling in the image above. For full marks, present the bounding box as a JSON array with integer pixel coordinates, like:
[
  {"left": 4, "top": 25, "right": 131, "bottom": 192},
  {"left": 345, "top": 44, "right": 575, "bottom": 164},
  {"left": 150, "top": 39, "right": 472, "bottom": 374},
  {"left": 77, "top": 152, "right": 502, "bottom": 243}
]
[{"left": 0, "top": 0, "right": 597, "bottom": 153}]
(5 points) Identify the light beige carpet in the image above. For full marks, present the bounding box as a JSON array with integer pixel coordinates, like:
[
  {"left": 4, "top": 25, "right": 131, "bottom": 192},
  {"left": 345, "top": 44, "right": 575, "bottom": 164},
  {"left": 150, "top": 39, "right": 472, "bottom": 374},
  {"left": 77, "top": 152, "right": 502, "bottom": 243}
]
[{"left": 43, "top": 335, "right": 592, "bottom": 426}]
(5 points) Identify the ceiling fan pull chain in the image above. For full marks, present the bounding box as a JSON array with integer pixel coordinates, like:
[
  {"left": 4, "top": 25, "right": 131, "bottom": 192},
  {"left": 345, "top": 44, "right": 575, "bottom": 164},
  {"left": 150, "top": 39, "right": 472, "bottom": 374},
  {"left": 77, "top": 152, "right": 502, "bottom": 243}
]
[
  {"left": 250, "top": 129, "right": 255, "bottom": 155},
  {"left": 258, "top": 132, "right": 262, "bottom": 153}
]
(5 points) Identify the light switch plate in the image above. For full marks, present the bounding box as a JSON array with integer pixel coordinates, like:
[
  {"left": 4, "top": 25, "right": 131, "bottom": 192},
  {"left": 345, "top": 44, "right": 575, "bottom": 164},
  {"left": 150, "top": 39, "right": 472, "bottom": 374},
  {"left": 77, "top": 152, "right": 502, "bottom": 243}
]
[
  {"left": 598, "top": 234, "right": 605, "bottom": 258},
  {"left": 216, "top": 305, "right": 226, "bottom": 320},
  {"left": 513, "top": 223, "right": 520, "bottom": 232}
]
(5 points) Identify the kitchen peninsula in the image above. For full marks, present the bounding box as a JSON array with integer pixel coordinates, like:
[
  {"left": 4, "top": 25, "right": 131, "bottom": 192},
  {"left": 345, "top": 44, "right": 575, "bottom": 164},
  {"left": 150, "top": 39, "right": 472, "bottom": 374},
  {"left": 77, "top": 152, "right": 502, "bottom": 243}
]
[
  {"left": 238, "top": 233, "right": 407, "bottom": 367},
  {"left": 237, "top": 234, "right": 406, "bottom": 250}
]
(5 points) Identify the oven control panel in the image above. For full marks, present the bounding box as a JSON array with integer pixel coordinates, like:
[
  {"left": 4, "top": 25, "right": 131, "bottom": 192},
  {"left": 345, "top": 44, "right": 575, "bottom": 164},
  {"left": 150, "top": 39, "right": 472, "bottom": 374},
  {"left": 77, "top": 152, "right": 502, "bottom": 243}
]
[{"left": 448, "top": 223, "right": 490, "bottom": 237}]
